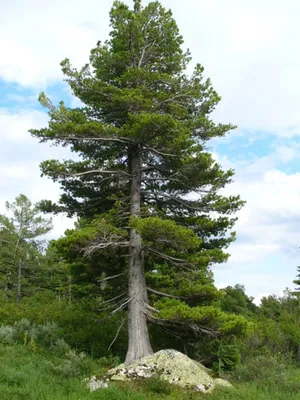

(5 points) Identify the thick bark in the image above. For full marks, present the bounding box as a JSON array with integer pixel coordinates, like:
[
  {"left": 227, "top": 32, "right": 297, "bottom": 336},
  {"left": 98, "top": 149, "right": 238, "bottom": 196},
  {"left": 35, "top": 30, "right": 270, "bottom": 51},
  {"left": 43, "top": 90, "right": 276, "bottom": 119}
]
[{"left": 125, "top": 147, "right": 153, "bottom": 365}]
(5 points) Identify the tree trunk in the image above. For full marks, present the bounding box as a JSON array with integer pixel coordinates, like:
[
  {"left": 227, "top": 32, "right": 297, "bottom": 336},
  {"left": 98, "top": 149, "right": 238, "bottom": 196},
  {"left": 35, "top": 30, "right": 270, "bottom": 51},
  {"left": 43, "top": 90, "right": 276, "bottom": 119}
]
[
  {"left": 17, "top": 259, "right": 22, "bottom": 303},
  {"left": 183, "top": 336, "right": 189, "bottom": 356},
  {"left": 68, "top": 275, "right": 72, "bottom": 305},
  {"left": 125, "top": 147, "right": 153, "bottom": 365}
]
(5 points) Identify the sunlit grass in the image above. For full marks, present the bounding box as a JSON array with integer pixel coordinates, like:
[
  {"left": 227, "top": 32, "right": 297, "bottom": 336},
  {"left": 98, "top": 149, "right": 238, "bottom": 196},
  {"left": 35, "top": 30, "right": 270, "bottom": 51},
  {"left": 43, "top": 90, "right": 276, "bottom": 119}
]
[{"left": 0, "top": 344, "right": 300, "bottom": 399}]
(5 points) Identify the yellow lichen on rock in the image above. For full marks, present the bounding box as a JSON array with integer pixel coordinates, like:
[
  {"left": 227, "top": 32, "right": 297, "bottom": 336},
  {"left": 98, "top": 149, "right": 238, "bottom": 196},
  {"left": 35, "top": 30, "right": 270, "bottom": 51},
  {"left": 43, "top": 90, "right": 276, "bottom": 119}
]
[{"left": 98, "top": 349, "right": 232, "bottom": 393}]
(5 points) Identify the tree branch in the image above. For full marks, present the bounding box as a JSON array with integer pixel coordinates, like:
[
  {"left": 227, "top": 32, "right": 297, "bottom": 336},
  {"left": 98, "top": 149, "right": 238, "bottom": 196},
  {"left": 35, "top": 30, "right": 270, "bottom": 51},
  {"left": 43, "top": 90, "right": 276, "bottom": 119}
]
[
  {"left": 111, "top": 297, "right": 133, "bottom": 314},
  {"left": 145, "top": 247, "right": 194, "bottom": 268},
  {"left": 108, "top": 318, "right": 126, "bottom": 351},
  {"left": 97, "top": 273, "right": 127, "bottom": 285},
  {"left": 147, "top": 287, "right": 184, "bottom": 300},
  {"left": 139, "top": 146, "right": 179, "bottom": 158},
  {"left": 147, "top": 314, "right": 219, "bottom": 338},
  {"left": 62, "top": 169, "right": 132, "bottom": 178},
  {"left": 60, "top": 135, "right": 133, "bottom": 143}
]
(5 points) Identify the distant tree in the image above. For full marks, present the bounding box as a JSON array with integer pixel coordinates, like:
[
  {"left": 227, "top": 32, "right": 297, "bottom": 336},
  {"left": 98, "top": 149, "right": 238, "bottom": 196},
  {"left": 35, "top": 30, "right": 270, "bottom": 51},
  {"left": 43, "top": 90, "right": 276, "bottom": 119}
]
[
  {"left": 0, "top": 194, "right": 52, "bottom": 301},
  {"left": 293, "top": 266, "right": 300, "bottom": 296},
  {"left": 31, "top": 0, "right": 244, "bottom": 363},
  {"left": 220, "top": 284, "right": 257, "bottom": 316}
]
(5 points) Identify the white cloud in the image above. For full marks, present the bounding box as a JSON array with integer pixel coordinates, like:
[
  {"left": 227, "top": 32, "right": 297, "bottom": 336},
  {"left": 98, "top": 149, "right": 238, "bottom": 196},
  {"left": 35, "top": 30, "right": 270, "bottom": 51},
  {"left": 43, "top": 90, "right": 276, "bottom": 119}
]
[
  {"left": 0, "top": 109, "right": 48, "bottom": 141},
  {"left": 0, "top": 164, "right": 29, "bottom": 179},
  {"left": 0, "top": 107, "right": 76, "bottom": 238},
  {"left": 0, "top": 0, "right": 111, "bottom": 88},
  {"left": 211, "top": 144, "right": 300, "bottom": 297},
  {"left": 0, "top": 0, "right": 300, "bottom": 134}
]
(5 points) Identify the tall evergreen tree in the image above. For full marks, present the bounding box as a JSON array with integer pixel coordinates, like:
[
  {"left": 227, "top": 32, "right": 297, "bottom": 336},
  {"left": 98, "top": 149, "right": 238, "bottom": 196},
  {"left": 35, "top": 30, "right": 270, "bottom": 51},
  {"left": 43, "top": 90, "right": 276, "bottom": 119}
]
[{"left": 31, "top": 0, "right": 245, "bottom": 363}]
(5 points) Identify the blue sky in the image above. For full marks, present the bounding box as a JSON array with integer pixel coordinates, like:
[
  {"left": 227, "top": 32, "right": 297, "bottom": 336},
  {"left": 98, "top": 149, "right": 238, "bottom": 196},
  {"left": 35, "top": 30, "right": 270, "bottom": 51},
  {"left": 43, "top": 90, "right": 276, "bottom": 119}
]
[{"left": 1, "top": 0, "right": 300, "bottom": 303}]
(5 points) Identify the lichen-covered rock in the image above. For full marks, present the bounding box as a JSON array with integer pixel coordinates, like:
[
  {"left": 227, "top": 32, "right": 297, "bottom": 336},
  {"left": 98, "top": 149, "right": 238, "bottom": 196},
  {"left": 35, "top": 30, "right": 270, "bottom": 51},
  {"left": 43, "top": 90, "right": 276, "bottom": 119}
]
[
  {"left": 91, "top": 349, "right": 232, "bottom": 393},
  {"left": 86, "top": 376, "right": 108, "bottom": 391},
  {"left": 214, "top": 378, "right": 233, "bottom": 388}
]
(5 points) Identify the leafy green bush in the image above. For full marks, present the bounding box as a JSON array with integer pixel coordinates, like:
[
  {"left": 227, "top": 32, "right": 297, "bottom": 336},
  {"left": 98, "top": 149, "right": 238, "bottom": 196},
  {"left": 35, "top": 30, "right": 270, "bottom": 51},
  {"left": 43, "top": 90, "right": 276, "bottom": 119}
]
[
  {"left": 0, "top": 325, "right": 15, "bottom": 345},
  {"left": 233, "top": 354, "right": 287, "bottom": 383},
  {"left": 50, "top": 338, "right": 71, "bottom": 357},
  {"left": 0, "top": 293, "right": 128, "bottom": 359}
]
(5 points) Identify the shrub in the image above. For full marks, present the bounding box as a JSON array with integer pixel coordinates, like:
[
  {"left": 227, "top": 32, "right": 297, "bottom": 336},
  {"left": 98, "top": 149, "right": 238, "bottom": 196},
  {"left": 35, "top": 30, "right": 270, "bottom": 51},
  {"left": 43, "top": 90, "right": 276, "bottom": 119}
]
[
  {"left": 233, "top": 354, "right": 287, "bottom": 383},
  {"left": 50, "top": 338, "right": 71, "bottom": 357},
  {"left": 0, "top": 325, "right": 15, "bottom": 345}
]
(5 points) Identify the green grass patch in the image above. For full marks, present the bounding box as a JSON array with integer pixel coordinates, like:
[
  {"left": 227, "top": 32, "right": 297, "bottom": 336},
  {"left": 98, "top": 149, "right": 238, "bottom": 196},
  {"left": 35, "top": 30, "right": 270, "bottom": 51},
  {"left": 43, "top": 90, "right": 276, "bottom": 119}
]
[{"left": 0, "top": 343, "right": 300, "bottom": 399}]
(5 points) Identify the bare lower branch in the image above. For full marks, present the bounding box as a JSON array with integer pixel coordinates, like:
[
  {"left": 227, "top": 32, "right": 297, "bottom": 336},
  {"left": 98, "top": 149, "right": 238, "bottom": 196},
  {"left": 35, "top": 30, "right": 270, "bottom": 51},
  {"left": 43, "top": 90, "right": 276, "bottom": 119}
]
[
  {"left": 145, "top": 247, "right": 194, "bottom": 268},
  {"left": 103, "top": 292, "right": 127, "bottom": 304},
  {"left": 63, "top": 170, "right": 132, "bottom": 178},
  {"left": 97, "top": 273, "right": 126, "bottom": 285},
  {"left": 108, "top": 318, "right": 126, "bottom": 351},
  {"left": 145, "top": 303, "right": 159, "bottom": 314},
  {"left": 51, "top": 136, "right": 133, "bottom": 144},
  {"left": 111, "top": 297, "right": 133, "bottom": 314},
  {"left": 139, "top": 146, "right": 179, "bottom": 158},
  {"left": 147, "top": 287, "right": 212, "bottom": 303},
  {"left": 84, "top": 230, "right": 130, "bottom": 257},
  {"left": 147, "top": 314, "right": 219, "bottom": 338},
  {"left": 147, "top": 287, "right": 183, "bottom": 300}
]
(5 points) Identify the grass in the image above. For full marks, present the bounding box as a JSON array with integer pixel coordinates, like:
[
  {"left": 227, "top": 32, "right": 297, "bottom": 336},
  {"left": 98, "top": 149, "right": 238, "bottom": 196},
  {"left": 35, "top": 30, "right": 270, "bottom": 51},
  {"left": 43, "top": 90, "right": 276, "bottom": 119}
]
[{"left": 0, "top": 343, "right": 300, "bottom": 399}]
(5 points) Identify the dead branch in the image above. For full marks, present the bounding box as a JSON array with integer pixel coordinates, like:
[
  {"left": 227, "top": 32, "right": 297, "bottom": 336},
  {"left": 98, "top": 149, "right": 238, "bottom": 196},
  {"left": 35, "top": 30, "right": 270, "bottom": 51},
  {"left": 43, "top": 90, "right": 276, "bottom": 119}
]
[
  {"left": 145, "top": 247, "right": 194, "bottom": 268},
  {"left": 62, "top": 170, "right": 132, "bottom": 178},
  {"left": 103, "top": 292, "right": 127, "bottom": 304},
  {"left": 97, "top": 273, "right": 126, "bottom": 285},
  {"left": 111, "top": 297, "right": 133, "bottom": 315},
  {"left": 108, "top": 318, "right": 126, "bottom": 351},
  {"left": 147, "top": 287, "right": 184, "bottom": 300},
  {"left": 51, "top": 135, "right": 133, "bottom": 144},
  {"left": 145, "top": 303, "right": 159, "bottom": 314},
  {"left": 139, "top": 146, "right": 179, "bottom": 158},
  {"left": 84, "top": 230, "right": 130, "bottom": 258},
  {"left": 147, "top": 314, "right": 219, "bottom": 338}
]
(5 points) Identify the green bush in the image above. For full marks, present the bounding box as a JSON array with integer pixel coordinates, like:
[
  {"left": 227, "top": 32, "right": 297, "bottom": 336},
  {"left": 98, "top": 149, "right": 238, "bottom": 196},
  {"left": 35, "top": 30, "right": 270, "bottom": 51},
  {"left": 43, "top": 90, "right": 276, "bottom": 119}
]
[
  {"left": 0, "top": 325, "right": 15, "bottom": 345},
  {"left": 233, "top": 354, "right": 287, "bottom": 383}
]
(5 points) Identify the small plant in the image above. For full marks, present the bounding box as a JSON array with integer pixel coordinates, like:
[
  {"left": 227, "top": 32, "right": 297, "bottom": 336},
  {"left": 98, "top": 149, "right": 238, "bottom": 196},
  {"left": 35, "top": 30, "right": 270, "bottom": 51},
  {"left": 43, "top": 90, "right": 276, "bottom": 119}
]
[
  {"left": 23, "top": 331, "right": 28, "bottom": 346},
  {"left": 143, "top": 375, "right": 173, "bottom": 395},
  {"left": 30, "top": 337, "right": 37, "bottom": 353}
]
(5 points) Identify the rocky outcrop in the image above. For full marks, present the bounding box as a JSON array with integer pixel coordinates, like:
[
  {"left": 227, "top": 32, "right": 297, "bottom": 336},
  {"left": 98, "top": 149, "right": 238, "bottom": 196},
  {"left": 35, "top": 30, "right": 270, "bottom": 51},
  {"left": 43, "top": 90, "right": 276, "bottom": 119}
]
[{"left": 87, "top": 349, "right": 232, "bottom": 393}]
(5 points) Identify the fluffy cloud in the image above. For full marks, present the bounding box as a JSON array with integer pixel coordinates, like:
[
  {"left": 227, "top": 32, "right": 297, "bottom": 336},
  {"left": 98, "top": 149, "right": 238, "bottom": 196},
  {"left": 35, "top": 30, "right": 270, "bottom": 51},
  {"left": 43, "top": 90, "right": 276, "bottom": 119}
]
[
  {"left": 0, "top": 107, "right": 76, "bottom": 237},
  {"left": 211, "top": 142, "right": 300, "bottom": 297},
  {"left": 0, "top": 109, "right": 48, "bottom": 141},
  {"left": 0, "top": 0, "right": 111, "bottom": 87},
  {"left": 1, "top": 0, "right": 300, "bottom": 134}
]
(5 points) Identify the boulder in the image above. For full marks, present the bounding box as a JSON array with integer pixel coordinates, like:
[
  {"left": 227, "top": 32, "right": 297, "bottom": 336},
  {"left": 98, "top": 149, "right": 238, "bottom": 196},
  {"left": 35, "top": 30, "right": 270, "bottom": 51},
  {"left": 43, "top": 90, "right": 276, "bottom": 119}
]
[
  {"left": 86, "top": 376, "right": 108, "bottom": 392},
  {"left": 87, "top": 349, "right": 232, "bottom": 393}
]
